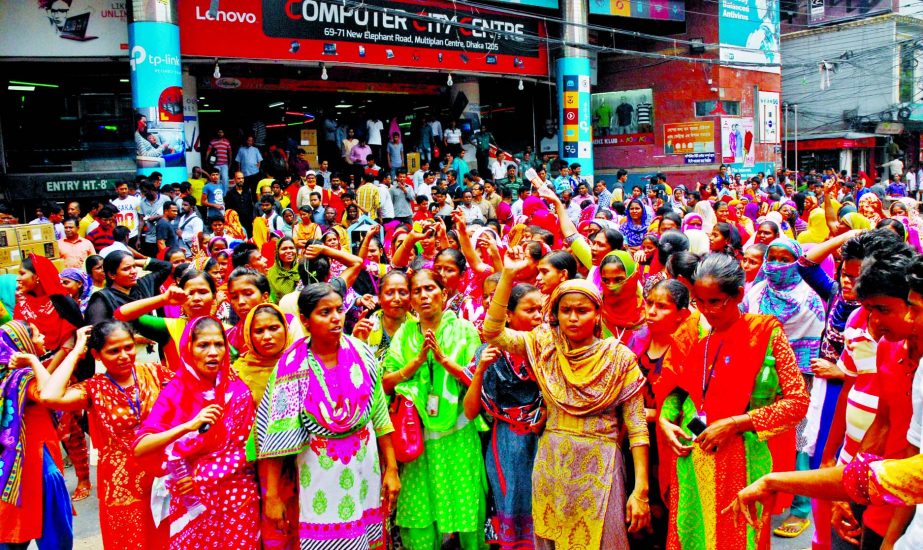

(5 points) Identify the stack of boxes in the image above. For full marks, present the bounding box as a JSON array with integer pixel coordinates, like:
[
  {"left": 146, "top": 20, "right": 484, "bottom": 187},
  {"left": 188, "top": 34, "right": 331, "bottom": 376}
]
[
  {"left": 0, "top": 223, "right": 62, "bottom": 274},
  {"left": 300, "top": 128, "right": 320, "bottom": 166}
]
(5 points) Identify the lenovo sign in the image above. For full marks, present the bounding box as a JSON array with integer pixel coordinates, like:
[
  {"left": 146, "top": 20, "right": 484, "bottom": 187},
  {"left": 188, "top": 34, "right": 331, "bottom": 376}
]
[
  {"left": 194, "top": 6, "right": 257, "bottom": 24},
  {"left": 179, "top": 0, "right": 548, "bottom": 77}
]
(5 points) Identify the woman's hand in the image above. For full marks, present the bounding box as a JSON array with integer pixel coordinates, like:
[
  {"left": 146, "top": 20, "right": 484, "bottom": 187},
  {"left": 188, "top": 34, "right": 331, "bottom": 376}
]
[
  {"left": 185, "top": 404, "right": 223, "bottom": 433},
  {"left": 381, "top": 466, "right": 401, "bottom": 515},
  {"left": 632, "top": 249, "right": 648, "bottom": 264},
  {"left": 263, "top": 492, "right": 290, "bottom": 533},
  {"left": 536, "top": 182, "right": 559, "bottom": 204},
  {"left": 696, "top": 417, "right": 739, "bottom": 454},
  {"left": 831, "top": 500, "right": 861, "bottom": 544},
  {"left": 810, "top": 358, "right": 845, "bottom": 380},
  {"left": 304, "top": 244, "right": 326, "bottom": 260},
  {"left": 170, "top": 476, "right": 195, "bottom": 498},
  {"left": 423, "top": 330, "right": 445, "bottom": 364},
  {"left": 9, "top": 352, "right": 41, "bottom": 371},
  {"left": 625, "top": 492, "right": 651, "bottom": 534},
  {"left": 722, "top": 476, "right": 775, "bottom": 531},
  {"left": 657, "top": 416, "right": 692, "bottom": 457},
  {"left": 351, "top": 318, "right": 375, "bottom": 343},
  {"left": 355, "top": 293, "right": 377, "bottom": 312},
  {"left": 476, "top": 346, "right": 500, "bottom": 375},
  {"left": 163, "top": 286, "right": 188, "bottom": 306},
  {"left": 451, "top": 209, "right": 467, "bottom": 234},
  {"left": 502, "top": 245, "right": 531, "bottom": 275}
]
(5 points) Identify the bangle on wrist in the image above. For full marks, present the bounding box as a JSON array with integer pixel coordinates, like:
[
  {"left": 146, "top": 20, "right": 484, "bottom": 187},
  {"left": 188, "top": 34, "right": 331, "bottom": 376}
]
[{"left": 630, "top": 493, "right": 649, "bottom": 503}]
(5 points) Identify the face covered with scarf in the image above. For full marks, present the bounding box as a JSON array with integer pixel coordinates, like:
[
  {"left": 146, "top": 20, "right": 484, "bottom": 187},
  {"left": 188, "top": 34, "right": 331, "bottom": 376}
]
[{"left": 596, "top": 250, "right": 646, "bottom": 330}]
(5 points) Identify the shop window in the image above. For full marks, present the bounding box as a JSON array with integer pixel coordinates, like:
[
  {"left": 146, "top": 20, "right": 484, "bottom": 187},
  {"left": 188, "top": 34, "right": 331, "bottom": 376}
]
[{"left": 694, "top": 101, "right": 740, "bottom": 117}]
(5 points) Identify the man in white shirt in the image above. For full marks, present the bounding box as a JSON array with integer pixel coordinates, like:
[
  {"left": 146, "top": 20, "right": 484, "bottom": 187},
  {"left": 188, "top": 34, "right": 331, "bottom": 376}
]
[
  {"left": 413, "top": 160, "right": 430, "bottom": 189},
  {"left": 457, "top": 189, "right": 485, "bottom": 224},
  {"left": 906, "top": 165, "right": 918, "bottom": 200},
  {"left": 177, "top": 195, "right": 204, "bottom": 252},
  {"left": 377, "top": 174, "right": 395, "bottom": 223},
  {"left": 366, "top": 117, "right": 384, "bottom": 162},
  {"left": 443, "top": 120, "right": 463, "bottom": 156},
  {"left": 415, "top": 170, "right": 435, "bottom": 202},
  {"left": 511, "top": 186, "right": 530, "bottom": 219},
  {"left": 110, "top": 181, "right": 141, "bottom": 239}
]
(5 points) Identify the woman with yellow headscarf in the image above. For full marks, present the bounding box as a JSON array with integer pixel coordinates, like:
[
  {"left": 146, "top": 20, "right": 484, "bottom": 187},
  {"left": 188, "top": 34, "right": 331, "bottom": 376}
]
[
  {"left": 797, "top": 207, "right": 830, "bottom": 244},
  {"left": 234, "top": 303, "right": 297, "bottom": 549},
  {"left": 483, "top": 247, "right": 651, "bottom": 549}
]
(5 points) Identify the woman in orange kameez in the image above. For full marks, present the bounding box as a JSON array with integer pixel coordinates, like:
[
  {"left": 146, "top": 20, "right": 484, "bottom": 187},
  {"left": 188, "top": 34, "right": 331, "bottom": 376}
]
[{"left": 28, "top": 321, "right": 172, "bottom": 549}]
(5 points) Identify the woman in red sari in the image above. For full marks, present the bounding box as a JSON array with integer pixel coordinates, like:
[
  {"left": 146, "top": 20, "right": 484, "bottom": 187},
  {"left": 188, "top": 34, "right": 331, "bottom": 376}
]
[
  {"left": 134, "top": 317, "right": 260, "bottom": 549},
  {"left": 28, "top": 321, "right": 173, "bottom": 549},
  {"left": 657, "top": 254, "right": 809, "bottom": 549}
]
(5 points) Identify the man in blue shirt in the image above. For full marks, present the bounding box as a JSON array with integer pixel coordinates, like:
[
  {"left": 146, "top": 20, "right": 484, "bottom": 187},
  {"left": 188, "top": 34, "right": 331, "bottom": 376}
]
[
  {"left": 201, "top": 168, "right": 226, "bottom": 220},
  {"left": 235, "top": 135, "right": 263, "bottom": 193}
]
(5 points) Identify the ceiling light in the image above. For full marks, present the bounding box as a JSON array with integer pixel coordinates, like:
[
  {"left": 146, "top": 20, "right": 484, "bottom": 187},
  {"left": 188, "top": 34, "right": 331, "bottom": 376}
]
[
  {"left": 119, "top": 79, "right": 129, "bottom": 83},
  {"left": 213, "top": 61, "right": 221, "bottom": 79},
  {"left": 446, "top": 73, "right": 453, "bottom": 87},
  {"left": 334, "top": 104, "right": 353, "bottom": 108},
  {"left": 268, "top": 101, "right": 285, "bottom": 108},
  {"left": 321, "top": 63, "right": 328, "bottom": 81},
  {"left": 518, "top": 79, "right": 524, "bottom": 91},
  {"left": 9, "top": 80, "right": 58, "bottom": 88},
  {"left": 8, "top": 85, "right": 35, "bottom": 91},
  {"left": 199, "top": 109, "right": 221, "bottom": 113}
]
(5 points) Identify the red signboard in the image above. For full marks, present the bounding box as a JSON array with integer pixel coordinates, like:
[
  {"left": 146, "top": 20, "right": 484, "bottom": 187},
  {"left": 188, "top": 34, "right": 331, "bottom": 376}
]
[{"left": 179, "top": 0, "right": 549, "bottom": 77}]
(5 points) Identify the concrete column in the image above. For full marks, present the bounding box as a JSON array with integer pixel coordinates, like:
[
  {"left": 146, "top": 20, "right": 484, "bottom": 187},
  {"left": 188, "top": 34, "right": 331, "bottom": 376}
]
[
  {"left": 558, "top": 0, "right": 593, "bottom": 180},
  {"left": 128, "top": 0, "right": 186, "bottom": 183}
]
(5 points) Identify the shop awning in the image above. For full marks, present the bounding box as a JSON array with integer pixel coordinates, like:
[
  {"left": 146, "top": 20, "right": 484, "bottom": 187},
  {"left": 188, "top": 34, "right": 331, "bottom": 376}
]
[{"left": 785, "top": 132, "right": 880, "bottom": 151}]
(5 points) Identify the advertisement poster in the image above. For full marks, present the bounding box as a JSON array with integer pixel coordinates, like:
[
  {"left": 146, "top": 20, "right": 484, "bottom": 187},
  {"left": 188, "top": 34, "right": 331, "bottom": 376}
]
[
  {"left": 0, "top": 0, "right": 128, "bottom": 57},
  {"left": 557, "top": 59, "right": 593, "bottom": 166},
  {"left": 179, "top": 0, "right": 549, "bottom": 77},
  {"left": 591, "top": 89, "right": 654, "bottom": 147},
  {"left": 721, "top": 117, "right": 756, "bottom": 166},
  {"left": 809, "top": 0, "right": 891, "bottom": 25},
  {"left": 758, "top": 91, "right": 781, "bottom": 143},
  {"left": 589, "top": 0, "right": 685, "bottom": 21},
  {"left": 718, "top": 0, "right": 780, "bottom": 71},
  {"left": 664, "top": 121, "right": 715, "bottom": 155},
  {"left": 129, "top": 22, "right": 187, "bottom": 183}
]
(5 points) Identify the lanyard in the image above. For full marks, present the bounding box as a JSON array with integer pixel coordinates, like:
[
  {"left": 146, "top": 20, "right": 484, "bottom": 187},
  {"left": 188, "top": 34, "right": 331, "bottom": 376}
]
[
  {"left": 700, "top": 332, "right": 725, "bottom": 407},
  {"left": 105, "top": 369, "right": 142, "bottom": 421}
]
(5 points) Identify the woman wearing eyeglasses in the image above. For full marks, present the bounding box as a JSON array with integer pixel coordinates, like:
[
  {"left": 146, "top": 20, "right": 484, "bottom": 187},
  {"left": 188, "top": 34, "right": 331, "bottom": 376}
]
[{"left": 657, "top": 254, "right": 810, "bottom": 549}]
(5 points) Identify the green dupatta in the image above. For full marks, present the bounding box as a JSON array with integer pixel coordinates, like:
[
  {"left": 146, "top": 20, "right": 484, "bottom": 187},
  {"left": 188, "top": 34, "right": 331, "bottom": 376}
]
[{"left": 382, "top": 311, "right": 481, "bottom": 432}]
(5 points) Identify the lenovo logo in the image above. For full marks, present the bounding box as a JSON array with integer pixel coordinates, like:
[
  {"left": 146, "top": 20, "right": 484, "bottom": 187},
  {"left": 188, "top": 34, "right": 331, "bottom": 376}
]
[{"left": 195, "top": 6, "right": 257, "bottom": 24}]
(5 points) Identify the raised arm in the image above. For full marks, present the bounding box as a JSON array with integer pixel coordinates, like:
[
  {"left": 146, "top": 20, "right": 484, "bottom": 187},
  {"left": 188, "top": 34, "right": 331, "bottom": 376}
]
[
  {"left": 357, "top": 224, "right": 381, "bottom": 263},
  {"left": 114, "top": 286, "right": 187, "bottom": 322},
  {"left": 30, "top": 327, "right": 93, "bottom": 410},
  {"left": 537, "top": 183, "right": 579, "bottom": 240},
  {"left": 451, "top": 210, "right": 491, "bottom": 275}
]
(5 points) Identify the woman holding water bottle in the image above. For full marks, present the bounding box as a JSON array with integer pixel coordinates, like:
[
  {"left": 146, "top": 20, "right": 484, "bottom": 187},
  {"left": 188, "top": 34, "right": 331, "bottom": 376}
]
[
  {"left": 28, "top": 321, "right": 173, "bottom": 549},
  {"left": 134, "top": 316, "right": 260, "bottom": 549}
]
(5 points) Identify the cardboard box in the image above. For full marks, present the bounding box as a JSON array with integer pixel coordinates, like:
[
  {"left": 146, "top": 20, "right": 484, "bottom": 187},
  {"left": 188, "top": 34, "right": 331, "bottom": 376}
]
[
  {"left": 20, "top": 241, "right": 59, "bottom": 260},
  {"left": 300, "top": 129, "right": 318, "bottom": 146},
  {"left": 16, "top": 223, "right": 55, "bottom": 245},
  {"left": 0, "top": 247, "right": 20, "bottom": 268},
  {"left": 0, "top": 226, "right": 17, "bottom": 248}
]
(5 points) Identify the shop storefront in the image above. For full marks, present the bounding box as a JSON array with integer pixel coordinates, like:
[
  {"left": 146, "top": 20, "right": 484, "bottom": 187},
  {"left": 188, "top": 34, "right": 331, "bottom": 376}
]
[
  {"left": 0, "top": 0, "right": 551, "bottom": 214},
  {"left": 784, "top": 132, "right": 880, "bottom": 178}
]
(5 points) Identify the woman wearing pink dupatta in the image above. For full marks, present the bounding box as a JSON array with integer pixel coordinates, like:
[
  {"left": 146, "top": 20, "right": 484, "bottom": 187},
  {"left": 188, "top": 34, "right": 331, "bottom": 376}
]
[{"left": 134, "top": 316, "right": 259, "bottom": 550}]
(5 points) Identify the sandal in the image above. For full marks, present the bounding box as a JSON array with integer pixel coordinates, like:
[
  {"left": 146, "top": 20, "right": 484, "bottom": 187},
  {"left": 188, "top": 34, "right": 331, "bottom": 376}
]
[
  {"left": 773, "top": 516, "right": 811, "bottom": 538},
  {"left": 71, "top": 481, "right": 92, "bottom": 502}
]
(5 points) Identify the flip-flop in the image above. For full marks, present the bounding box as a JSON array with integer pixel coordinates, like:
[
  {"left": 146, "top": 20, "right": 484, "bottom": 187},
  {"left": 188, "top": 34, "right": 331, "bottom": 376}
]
[
  {"left": 772, "top": 517, "right": 810, "bottom": 538},
  {"left": 71, "top": 483, "right": 92, "bottom": 502}
]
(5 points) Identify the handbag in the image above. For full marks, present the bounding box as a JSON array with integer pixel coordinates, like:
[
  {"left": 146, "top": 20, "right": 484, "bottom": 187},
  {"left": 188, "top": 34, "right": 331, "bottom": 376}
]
[
  {"left": 207, "top": 153, "right": 218, "bottom": 165},
  {"left": 389, "top": 396, "right": 424, "bottom": 463}
]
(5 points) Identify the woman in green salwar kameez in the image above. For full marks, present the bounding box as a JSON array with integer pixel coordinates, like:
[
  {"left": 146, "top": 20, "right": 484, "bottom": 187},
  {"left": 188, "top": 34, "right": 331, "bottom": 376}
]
[{"left": 382, "top": 268, "right": 487, "bottom": 550}]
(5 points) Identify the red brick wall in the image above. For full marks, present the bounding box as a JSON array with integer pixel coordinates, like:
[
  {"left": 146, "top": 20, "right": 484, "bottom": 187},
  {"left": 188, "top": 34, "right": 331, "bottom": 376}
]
[{"left": 592, "top": 0, "right": 781, "bottom": 186}]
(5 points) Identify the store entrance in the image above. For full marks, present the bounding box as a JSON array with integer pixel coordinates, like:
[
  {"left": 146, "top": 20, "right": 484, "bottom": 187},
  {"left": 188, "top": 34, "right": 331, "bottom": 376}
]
[{"left": 188, "top": 61, "right": 545, "bottom": 178}]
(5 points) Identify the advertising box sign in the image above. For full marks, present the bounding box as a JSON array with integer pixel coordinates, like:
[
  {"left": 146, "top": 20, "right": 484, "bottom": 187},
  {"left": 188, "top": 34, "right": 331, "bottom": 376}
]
[{"left": 664, "top": 121, "right": 715, "bottom": 155}]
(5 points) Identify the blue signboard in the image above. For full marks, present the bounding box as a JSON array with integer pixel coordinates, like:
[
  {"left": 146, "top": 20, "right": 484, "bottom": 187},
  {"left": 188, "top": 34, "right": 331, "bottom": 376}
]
[
  {"left": 684, "top": 153, "right": 716, "bottom": 165},
  {"left": 718, "top": 0, "right": 780, "bottom": 68},
  {"left": 590, "top": 0, "right": 685, "bottom": 22},
  {"left": 128, "top": 22, "right": 187, "bottom": 183},
  {"left": 557, "top": 57, "right": 594, "bottom": 176}
]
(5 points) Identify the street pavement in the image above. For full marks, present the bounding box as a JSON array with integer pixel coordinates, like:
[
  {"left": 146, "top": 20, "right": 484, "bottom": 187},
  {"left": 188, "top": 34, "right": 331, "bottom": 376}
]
[{"left": 56, "top": 455, "right": 813, "bottom": 549}]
